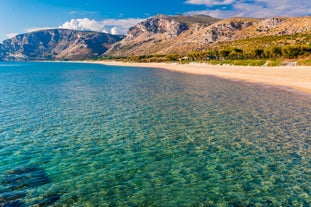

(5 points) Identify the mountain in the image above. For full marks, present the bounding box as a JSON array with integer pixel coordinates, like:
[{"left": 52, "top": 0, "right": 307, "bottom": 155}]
[
  {"left": 105, "top": 14, "right": 220, "bottom": 56},
  {"left": 1, "top": 15, "right": 310, "bottom": 61},
  {"left": 0, "top": 29, "right": 124, "bottom": 61},
  {"left": 105, "top": 15, "right": 311, "bottom": 57}
]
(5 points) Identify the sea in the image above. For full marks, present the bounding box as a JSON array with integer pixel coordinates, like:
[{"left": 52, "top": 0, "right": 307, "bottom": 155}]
[{"left": 0, "top": 62, "right": 310, "bottom": 206}]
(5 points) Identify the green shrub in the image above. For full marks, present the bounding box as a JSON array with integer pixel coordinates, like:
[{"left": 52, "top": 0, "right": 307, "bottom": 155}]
[
  {"left": 248, "top": 60, "right": 266, "bottom": 66},
  {"left": 267, "top": 59, "right": 283, "bottom": 66},
  {"left": 165, "top": 54, "right": 179, "bottom": 61}
]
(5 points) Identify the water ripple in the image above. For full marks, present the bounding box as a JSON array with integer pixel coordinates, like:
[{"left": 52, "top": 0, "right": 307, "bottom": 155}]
[{"left": 0, "top": 63, "right": 310, "bottom": 206}]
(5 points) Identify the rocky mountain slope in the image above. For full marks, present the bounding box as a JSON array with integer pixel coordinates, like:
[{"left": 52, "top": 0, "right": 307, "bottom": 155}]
[
  {"left": 0, "top": 29, "right": 124, "bottom": 61},
  {"left": 105, "top": 14, "right": 220, "bottom": 56},
  {"left": 105, "top": 15, "right": 311, "bottom": 57}
]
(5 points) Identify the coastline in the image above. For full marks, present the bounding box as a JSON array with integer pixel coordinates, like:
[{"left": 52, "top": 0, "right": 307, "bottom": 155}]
[{"left": 89, "top": 61, "right": 311, "bottom": 96}]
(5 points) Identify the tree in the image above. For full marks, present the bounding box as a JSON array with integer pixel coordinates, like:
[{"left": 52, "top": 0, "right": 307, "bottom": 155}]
[
  {"left": 219, "top": 49, "right": 231, "bottom": 58},
  {"left": 270, "top": 46, "right": 282, "bottom": 58},
  {"left": 282, "top": 46, "right": 300, "bottom": 58},
  {"left": 165, "top": 54, "right": 179, "bottom": 61},
  {"left": 229, "top": 48, "right": 244, "bottom": 59},
  {"left": 188, "top": 51, "right": 201, "bottom": 61},
  {"left": 253, "top": 49, "right": 264, "bottom": 58}
]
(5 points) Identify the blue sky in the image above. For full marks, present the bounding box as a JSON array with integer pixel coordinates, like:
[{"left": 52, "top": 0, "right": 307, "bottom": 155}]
[{"left": 1, "top": 0, "right": 310, "bottom": 41}]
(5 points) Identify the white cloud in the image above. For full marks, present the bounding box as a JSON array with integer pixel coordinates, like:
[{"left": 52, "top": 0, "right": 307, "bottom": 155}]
[
  {"left": 111, "top": 27, "right": 118, "bottom": 35},
  {"left": 6, "top": 33, "right": 19, "bottom": 39},
  {"left": 185, "top": 0, "right": 311, "bottom": 18},
  {"left": 59, "top": 18, "right": 145, "bottom": 35},
  {"left": 26, "top": 27, "right": 55, "bottom": 33},
  {"left": 186, "top": 0, "right": 235, "bottom": 5},
  {"left": 60, "top": 18, "right": 102, "bottom": 31}
]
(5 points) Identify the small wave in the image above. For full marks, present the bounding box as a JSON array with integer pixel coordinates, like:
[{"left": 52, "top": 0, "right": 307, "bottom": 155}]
[{"left": 0, "top": 64, "right": 22, "bottom": 67}]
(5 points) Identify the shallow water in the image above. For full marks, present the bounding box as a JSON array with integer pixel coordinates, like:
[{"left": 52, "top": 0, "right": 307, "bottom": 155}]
[{"left": 0, "top": 62, "right": 310, "bottom": 206}]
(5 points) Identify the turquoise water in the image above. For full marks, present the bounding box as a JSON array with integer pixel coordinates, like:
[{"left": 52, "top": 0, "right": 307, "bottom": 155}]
[{"left": 0, "top": 62, "right": 310, "bottom": 206}]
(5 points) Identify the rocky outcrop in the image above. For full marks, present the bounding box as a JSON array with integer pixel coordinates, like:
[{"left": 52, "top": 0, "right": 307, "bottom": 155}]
[
  {"left": 255, "top": 16, "right": 311, "bottom": 34},
  {"left": 0, "top": 29, "right": 124, "bottom": 61},
  {"left": 261, "top": 17, "right": 285, "bottom": 28},
  {"left": 190, "top": 19, "right": 255, "bottom": 44},
  {"left": 0, "top": 45, "right": 5, "bottom": 60},
  {"left": 127, "top": 14, "right": 188, "bottom": 40}
]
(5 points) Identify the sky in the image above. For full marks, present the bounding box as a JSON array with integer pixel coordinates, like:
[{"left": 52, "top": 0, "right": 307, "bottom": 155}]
[{"left": 0, "top": 0, "right": 310, "bottom": 42}]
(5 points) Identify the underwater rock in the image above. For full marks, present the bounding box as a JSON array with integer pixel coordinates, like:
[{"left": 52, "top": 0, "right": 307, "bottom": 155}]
[
  {"left": 35, "top": 194, "right": 61, "bottom": 207},
  {"left": 0, "top": 165, "right": 61, "bottom": 207},
  {"left": 4, "top": 166, "right": 49, "bottom": 190},
  {"left": 0, "top": 190, "right": 26, "bottom": 202},
  {"left": 289, "top": 152, "right": 302, "bottom": 165},
  {"left": 2, "top": 200, "right": 24, "bottom": 207}
]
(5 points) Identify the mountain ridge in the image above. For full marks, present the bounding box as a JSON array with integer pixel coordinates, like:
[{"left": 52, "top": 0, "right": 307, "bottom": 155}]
[
  {"left": 0, "top": 29, "right": 124, "bottom": 61},
  {"left": 105, "top": 14, "right": 221, "bottom": 56}
]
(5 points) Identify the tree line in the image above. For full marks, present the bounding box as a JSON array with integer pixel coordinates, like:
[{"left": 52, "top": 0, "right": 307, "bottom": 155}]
[
  {"left": 102, "top": 44, "right": 311, "bottom": 64},
  {"left": 187, "top": 45, "right": 311, "bottom": 61}
]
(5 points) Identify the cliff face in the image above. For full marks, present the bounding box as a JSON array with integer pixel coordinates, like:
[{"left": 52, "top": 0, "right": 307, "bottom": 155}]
[
  {"left": 0, "top": 29, "right": 124, "bottom": 61},
  {"left": 105, "top": 15, "right": 311, "bottom": 57},
  {"left": 126, "top": 14, "right": 189, "bottom": 40}
]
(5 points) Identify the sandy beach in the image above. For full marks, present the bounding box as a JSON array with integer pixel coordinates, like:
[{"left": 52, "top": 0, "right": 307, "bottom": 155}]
[{"left": 91, "top": 61, "right": 311, "bottom": 96}]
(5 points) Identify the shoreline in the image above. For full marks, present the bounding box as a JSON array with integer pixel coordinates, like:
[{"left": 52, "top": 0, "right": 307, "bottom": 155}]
[{"left": 88, "top": 61, "right": 311, "bottom": 96}]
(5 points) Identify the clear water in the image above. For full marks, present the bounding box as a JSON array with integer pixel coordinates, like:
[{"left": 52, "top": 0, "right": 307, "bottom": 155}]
[{"left": 0, "top": 62, "right": 310, "bottom": 207}]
